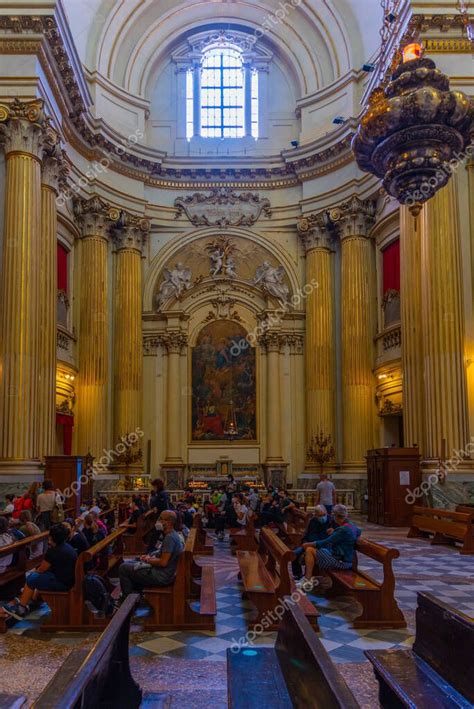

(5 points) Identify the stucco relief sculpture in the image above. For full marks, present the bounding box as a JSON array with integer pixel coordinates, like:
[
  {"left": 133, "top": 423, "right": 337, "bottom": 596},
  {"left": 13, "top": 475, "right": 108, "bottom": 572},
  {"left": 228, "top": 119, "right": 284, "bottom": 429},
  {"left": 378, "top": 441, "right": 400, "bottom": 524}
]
[
  {"left": 174, "top": 188, "right": 271, "bottom": 227},
  {"left": 206, "top": 236, "right": 237, "bottom": 278},
  {"left": 156, "top": 262, "right": 192, "bottom": 309},
  {"left": 253, "top": 262, "right": 289, "bottom": 303}
]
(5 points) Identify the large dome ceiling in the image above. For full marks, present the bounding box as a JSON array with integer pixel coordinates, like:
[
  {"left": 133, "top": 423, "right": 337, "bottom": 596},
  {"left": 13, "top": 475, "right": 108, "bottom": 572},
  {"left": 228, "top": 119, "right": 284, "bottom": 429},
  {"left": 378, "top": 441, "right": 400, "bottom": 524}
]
[{"left": 63, "top": 0, "right": 381, "bottom": 99}]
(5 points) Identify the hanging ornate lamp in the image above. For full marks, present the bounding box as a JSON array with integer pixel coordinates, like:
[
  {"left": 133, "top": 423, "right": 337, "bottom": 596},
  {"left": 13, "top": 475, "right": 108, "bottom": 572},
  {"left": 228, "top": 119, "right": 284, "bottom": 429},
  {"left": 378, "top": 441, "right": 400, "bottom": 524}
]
[{"left": 352, "top": 43, "right": 474, "bottom": 213}]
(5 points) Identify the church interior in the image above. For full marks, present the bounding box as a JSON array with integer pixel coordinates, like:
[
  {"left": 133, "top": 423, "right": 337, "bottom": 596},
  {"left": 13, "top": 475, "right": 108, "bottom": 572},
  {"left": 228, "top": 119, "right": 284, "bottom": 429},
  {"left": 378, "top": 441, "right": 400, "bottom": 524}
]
[{"left": 0, "top": 0, "right": 474, "bottom": 706}]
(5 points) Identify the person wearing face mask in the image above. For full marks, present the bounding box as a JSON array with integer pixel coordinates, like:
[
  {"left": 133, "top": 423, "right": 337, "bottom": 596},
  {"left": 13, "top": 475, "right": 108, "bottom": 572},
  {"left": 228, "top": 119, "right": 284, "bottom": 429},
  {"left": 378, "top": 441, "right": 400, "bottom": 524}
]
[
  {"left": 117, "top": 510, "right": 184, "bottom": 600},
  {"left": 291, "top": 505, "right": 331, "bottom": 579}
]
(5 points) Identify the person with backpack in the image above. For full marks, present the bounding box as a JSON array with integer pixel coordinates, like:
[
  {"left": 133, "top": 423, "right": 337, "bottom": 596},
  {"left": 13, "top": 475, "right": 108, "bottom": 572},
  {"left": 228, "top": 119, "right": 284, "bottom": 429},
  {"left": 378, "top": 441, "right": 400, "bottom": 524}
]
[
  {"left": 149, "top": 479, "right": 171, "bottom": 515},
  {"left": 36, "top": 480, "right": 60, "bottom": 530},
  {"left": 1, "top": 523, "right": 77, "bottom": 620}
]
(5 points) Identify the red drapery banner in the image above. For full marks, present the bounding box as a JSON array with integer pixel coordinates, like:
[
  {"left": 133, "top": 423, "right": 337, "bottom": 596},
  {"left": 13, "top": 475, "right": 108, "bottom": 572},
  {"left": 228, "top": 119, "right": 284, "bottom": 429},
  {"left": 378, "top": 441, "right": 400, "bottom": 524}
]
[
  {"left": 382, "top": 239, "right": 400, "bottom": 293},
  {"left": 56, "top": 413, "right": 74, "bottom": 455},
  {"left": 57, "top": 243, "right": 69, "bottom": 292}
]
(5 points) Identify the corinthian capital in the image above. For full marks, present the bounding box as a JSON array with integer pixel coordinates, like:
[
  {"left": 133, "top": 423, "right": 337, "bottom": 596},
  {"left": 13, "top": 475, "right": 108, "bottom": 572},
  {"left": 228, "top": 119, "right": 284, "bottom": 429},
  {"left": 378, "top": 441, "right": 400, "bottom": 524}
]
[
  {"left": 298, "top": 212, "right": 335, "bottom": 252},
  {"left": 112, "top": 211, "right": 150, "bottom": 254},
  {"left": 330, "top": 197, "right": 376, "bottom": 239},
  {"left": 73, "top": 196, "right": 120, "bottom": 239},
  {"left": 0, "top": 98, "right": 50, "bottom": 159},
  {"left": 42, "top": 134, "right": 68, "bottom": 194},
  {"left": 163, "top": 332, "right": 188, "bottom": 355}
]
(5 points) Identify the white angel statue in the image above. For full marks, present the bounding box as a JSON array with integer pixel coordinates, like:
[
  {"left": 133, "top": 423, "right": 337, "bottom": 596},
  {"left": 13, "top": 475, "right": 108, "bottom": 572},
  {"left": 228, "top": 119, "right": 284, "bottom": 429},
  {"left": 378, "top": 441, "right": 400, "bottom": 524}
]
[
  {"left": 253, "top": 261, "right": 290, "bottom": 302},
  {"left": 156, "top": 262, "right": 192, "bottom": 309}
]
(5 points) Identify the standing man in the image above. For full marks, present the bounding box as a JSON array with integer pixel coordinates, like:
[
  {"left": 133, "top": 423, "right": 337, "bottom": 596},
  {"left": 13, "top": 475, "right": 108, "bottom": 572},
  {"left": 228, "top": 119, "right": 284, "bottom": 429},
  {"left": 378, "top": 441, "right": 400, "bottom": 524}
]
[{"left": 316, "top": 473, "right": 336, "bottom": 516}]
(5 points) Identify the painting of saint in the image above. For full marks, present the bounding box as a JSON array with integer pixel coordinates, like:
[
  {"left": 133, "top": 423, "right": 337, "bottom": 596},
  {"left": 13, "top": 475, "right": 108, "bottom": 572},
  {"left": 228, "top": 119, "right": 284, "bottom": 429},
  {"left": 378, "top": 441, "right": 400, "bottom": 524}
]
[{"left": 191, "top": 321, "right": 257, "bottom": 441}]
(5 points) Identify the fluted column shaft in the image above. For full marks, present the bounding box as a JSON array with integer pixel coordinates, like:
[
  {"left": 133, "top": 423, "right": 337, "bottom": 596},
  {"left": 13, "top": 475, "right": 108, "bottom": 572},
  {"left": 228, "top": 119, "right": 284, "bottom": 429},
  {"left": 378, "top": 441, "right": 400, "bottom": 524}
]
[
  {"left": 113, "top": 227, "right": 146, "bottom": 444},
  {"left": 400, "top": 206, "right": 425, "bottom": 451},
  {"left": 37, "top": 154, "right": 62, "bottom": 457},
  {"left": 264, "top": 333, "right": 283, "bottom": 461},
  {"left": 300, "top": 223, "right": 336, "bottom": 450},
  {"left": 0, "top": 100, "right": 46, "bottom": 463},
  {"left": 164, "top": 334, "right": 187, "bottom": 462},
  {"left": 339, "top": 199, "right": 376, "bottom": 466},
  {"left": 74, "top": 198, "right": 116, "bottom": 458},
  {"left": 421, "top": 179, "right": 468, "bottom": 457}
]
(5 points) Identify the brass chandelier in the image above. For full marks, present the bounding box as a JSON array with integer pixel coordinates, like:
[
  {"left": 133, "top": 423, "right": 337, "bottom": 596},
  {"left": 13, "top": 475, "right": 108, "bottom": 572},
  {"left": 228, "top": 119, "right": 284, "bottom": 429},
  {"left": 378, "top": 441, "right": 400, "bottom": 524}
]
[{"left": 352, "top": 44, "right": 474, "bottom": 211}]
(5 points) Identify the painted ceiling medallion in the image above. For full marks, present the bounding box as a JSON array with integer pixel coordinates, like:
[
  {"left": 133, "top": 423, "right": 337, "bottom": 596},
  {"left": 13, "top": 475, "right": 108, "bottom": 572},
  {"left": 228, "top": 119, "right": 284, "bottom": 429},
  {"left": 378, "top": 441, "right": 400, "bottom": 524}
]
[
  {"left": 352, "top": 50, "right": 474, "bottom": 212},
  {"left": 174, "top": 188, "right": 271, "bottom": 227}
]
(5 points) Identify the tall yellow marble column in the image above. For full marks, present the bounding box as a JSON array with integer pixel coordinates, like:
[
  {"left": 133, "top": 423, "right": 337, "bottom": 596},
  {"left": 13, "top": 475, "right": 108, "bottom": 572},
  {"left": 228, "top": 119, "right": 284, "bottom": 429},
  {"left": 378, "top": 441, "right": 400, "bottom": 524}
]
[
  {"left": 400, "top": 206, "right": 425, "bottom": 451},
  {"left": 37, "top": 144, "right": 65, "bottom": 457},
  {"left": 164, "top": 332, "right": 187, "bottom": 463},
  {"left": 112, "top": 216, "right": 149, "bottom": 444},
  {"left": 74, "top": 197, "right": 116, "bottom": 459},
  {"left": 263, "top": 332, "right": 283, "bottom": 462},
  {"left": 420, "top": 179, "right": 468, "bottom": 458},
  {"left": 0, "top": 99, "right": 47, "bottom": 469},
  {"left": 338, "top": 197, "right": 377, "bottom": 466},
  {"left": 299, "top": 215, "right": 336, "bottom": 455}
]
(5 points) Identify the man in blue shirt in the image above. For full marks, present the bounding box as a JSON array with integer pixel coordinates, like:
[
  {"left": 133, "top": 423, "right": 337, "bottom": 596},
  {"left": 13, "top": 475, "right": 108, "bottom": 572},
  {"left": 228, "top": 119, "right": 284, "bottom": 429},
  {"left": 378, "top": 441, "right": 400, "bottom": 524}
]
[
  {"left": 297, "top": 504, "right": 361, "bottom": 591},
  {"left": 291, "top": 505, "right": 331, "bottom": 578}
]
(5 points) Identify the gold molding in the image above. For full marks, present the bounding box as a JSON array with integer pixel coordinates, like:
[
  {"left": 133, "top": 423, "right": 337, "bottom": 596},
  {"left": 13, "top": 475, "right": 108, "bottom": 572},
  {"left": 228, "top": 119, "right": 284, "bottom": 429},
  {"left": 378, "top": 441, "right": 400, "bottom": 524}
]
[{"left": 425, "top": 38, "right": 474, "bottom": 52}]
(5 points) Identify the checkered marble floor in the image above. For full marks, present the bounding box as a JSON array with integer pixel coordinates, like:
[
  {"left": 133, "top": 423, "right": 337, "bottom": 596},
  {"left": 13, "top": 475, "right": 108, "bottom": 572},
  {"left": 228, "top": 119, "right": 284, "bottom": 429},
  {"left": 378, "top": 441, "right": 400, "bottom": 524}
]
[{"left": 2, "top": 519, "right": 474, "bottom": 705}]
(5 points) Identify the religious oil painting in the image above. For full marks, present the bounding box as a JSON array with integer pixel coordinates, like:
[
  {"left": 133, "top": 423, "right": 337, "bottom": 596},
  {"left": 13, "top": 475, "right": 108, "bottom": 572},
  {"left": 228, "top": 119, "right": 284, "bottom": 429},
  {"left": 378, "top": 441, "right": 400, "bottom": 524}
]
[{"left": 191, "top": 321, "right": 257, "bottom": 442}]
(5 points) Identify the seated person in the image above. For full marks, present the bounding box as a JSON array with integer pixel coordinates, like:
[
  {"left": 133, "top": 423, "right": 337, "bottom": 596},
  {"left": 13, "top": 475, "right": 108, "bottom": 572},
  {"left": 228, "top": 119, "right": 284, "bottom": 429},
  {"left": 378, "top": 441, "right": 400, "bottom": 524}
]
[
  {"left": 291, "top": 505, "right": 332, "bottom": 578},
  {"left": 3, "top": 495, "right": 14, "bottom": 514},
  {"left": 232, "top": 493, "right": 249, "bottom": 527},
  {"left": 0, "top": 517, "right": 14, "bottom": 574},
  {"left": 298, "top": 504, "right": 361, "bottom": 591},
  {"left": 16, "top": 510, "right": 43, "bottom": 559},
  {"left": 2, "top": 523, "right": 77, "bottom": 619},
  {"left": 83, "top": 514, "right": 105, "bottom": 547},
  {"left": 279, "top": 490, "right": 307, "bottom": 524},
  {"left": 118, "top": 511, "right": 183, "bottom": 599},
  {"left": 89, "top": 510, "right": 108, "bottom": 536},
  {"left": 119, "top": 498, "right": 143, "bottom": 534},
  {"left": 64, "top": 518, "right": 89, "bottom": 554},
  {"left": 259, "top": 494, "right": 284, "bottom": 529}
]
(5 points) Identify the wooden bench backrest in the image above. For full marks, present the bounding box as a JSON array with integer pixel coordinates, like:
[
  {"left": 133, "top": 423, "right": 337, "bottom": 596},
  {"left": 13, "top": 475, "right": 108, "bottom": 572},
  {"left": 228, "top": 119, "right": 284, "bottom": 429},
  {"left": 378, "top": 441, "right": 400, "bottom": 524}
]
[
  {"left": 33, "top": 593, "right": 142, "bottom": 709},
  {"left": 75, "top": 527, "right": 126, "bottom": 588},
  {"left": 414, "top": 591, "right": 474, "bottom": 703},
  {"left": 412, "top": 506, "right": 474, "bottom": 523},
  {"left": 259, "top": 528, "right": 295, "bottom": 594},
  {"left": 0, "top": 531, "right": 49, "bottom": 559},
  {"left": 276, "top": 602, "right": 359, "bottom": 708},
  {"left": 354, "top": 538, "right": 399, "bottom": 591}
]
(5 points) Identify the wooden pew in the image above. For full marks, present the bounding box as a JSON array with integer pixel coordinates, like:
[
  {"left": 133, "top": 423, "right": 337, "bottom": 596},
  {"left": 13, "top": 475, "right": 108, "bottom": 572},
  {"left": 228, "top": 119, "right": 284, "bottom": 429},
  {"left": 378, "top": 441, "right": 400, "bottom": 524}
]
[
  {"left": 366, "top": 591, "right": 474, "bottom": 707},
  {"left": 408, "top": 505, "right": 474, "bottom": 554},
  {"left": 326, "top": 538, "right": 406, "bottom": 629},
  {"left": 230, "top": 515, "right": 258, "bottom": 553},
  {"left": 141, "top": 531, "right": 216, "bottom": 632},
  {"left": 237, "top": 527, "right": 319, "bottom": 631},
  {"left": 122, "top": 509, "right": 158, "bottom": 555},
  {"left": 192, "top": 513, "right": 214, "bottom": 555},
  {"left": 227, "top": 602, "right": 359, "bottom": 709},
  {"left": 0, "top": 531, "right": 49, "bottom": 632},
  {"left": 41, "top": 527, "right": 126, "bottom": 631},
  {"left": 33, "top": 594, "right": 143, "bottom": 709}
]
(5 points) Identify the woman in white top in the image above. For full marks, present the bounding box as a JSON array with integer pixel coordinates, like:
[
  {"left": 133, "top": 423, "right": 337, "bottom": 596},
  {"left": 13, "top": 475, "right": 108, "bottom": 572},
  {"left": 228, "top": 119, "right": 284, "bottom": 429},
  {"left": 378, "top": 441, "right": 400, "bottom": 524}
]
[
  {"left": 233, "top": 494, "right": 249, "bottom": 527},
  {"left": 36, "top": 480, "right": 58, "bottom": 530}
]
